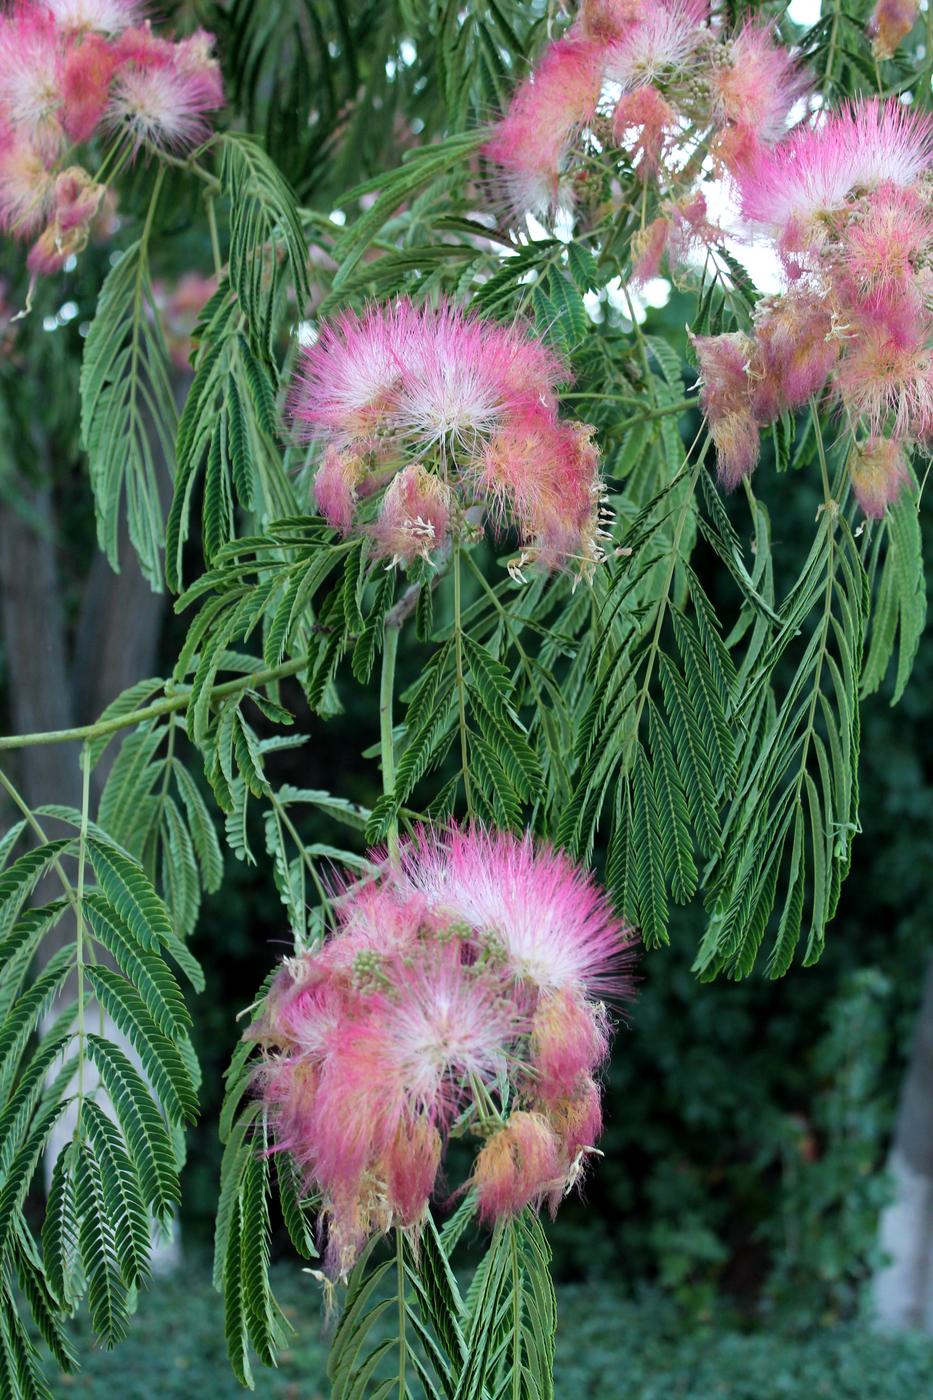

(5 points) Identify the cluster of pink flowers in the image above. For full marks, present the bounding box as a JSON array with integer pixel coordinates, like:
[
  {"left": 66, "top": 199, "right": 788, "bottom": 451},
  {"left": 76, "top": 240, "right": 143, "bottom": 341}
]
[
  {"left": 290, "top": 298, "right": 610, "bottom": 577},
  {"left": 250, "top": 826, "right": 633, "bottom": 1278},
  {"left": 694, "top": 99, "right": 933, "bottom": 515},
  {"left": 0, "top": 1, "right": 223, "bottom": 280},
  {"left": 484, "top": 0, "right": 811, "bottom": 282}
]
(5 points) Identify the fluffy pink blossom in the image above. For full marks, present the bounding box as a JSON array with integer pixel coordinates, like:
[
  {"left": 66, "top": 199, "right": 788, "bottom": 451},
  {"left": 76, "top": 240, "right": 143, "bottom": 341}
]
[
  {"left": 107, "top": 24, "right": 223, "bottom": 152},
  {"left": 0, "top": 7, "right": 64, "bottom": 157},
  {"left": 604, "top": 0, "right": 707, "bottom": 90},
  {"left": 752, "top": 291, "right": 838, "bottom": 417},
  {"left": 839, "top": 182, "right": 933, "bottom": 296},
  {"left": 395, "top": 825, "right": 634, "bottom": 995},
  {"left": 847, "top": 435, "right": 911, "bottom": 516},
  {"left": 60, "top": 31, "right": 117, "bottom": 140},
  {"left": 739, "top": 99, "right": 933, "bottom": 240},
  {"left": 613, "top": 86, "right": 676, "bottom": 177},
  {"left": 0, "top": 132, "right": 54, "bottom": 236},
  {"left": 712, "top": 23, "right": 810, "bottom": 148},
  {"left": 471, "top": 1112, "right": 564, "bottom": 1223},
  {"left": 312, "top": 444, "right": 365, "bottom": 532},
  {"left": 530, "top": 987, "right": 609, "bottom": 1104},
  {"left": 629, "top": 215, "right": 670, "bottom": 284},
  {"left": 41, "top": 0, "right": 143, "bottom": 33},
  {"left": 545, "top": 1078, "right": 604, "bottom": 1164},
  {"left": 834, "top": 301, "right": 933, "bottom": 439},
  {"left": 483, "top": 36, "right": 604, "bottom": 218},
  {"left": 692, "top": 331, "right": 760, "bottom": 488},
  {"left": 394, "top": 303, "right": 516, "bottom": 450},
  {"left": 292, "top": 299, "right": 596, "bottom": 575},
  {"left": 291, "top": 301, "right": 409, "bottom": 446},
  {"left": 867, "top": 0, "right": 919, "bottom": 58},
  {"left": 251, "top": 826, "right": 632, "bottom": 1275},
  {"left": 579, "top": 0, "right": 646, "bottom": 41},
  {"left": 370, "top": 462, "right": 452, "bottom": 565}
]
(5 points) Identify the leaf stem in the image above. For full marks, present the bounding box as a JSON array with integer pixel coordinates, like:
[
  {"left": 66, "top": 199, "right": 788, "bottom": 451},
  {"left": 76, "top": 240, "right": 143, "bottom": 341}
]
[
  {"left": 380, "top": 622, "right": 401, "bottom": 865},
  {"left": 511, "top": 1223, "right": 522, "bottom": 1400},
  {"left": 396, "top": 1227, "right": 408, "bottom": 1400},
  {"left": 75, "top": 746, "right": 91, "bottom": 1130},
  {"left": 0, "top": 653, "right": 313, "bottom": 753},
  {"left": 206, "top": 194, "right": 223, "bottom": 278},
  {"left": 453, "top": 542, "right": 474, "bottom": 817},
  {"left": 0, "top": 766, "right": 82, "bottom": 918}
]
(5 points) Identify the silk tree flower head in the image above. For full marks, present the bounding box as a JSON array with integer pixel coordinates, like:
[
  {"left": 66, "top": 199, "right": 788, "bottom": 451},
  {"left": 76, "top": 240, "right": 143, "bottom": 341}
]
[
  {"left": 482, "top": 35, "right": 604, "bottom": 220},
  {"left": 251, "top": 825, "right": 635, "bottom": 1276},
  {"left": 867, "top": 0, "right": 919, "bottom": 59},
  {"left": 710, "top": 22, "right": 811, "bottom": 174},
  {"left": 603, "top": 0, "right": 707, "bottom": 91},
  {"left": 290, "top": 298, "right": 608, "bottom": 578},
  {"left": 847, "top": 436, "right": 911, "bottom": 517},
  {"left": 484, "top": 6, "right": 814, "bottom": 250},
  {"left": 107, "top": 25, "right": 223, "bottom": 152},
  {"left": 40, "top": 0, "right": 144, "bottom": 33},
  {"left": 692, "top": 331, "right": 760, "bottom": 489},
  {"left": 26, "top": 162, "right": 103, "bottom": 272},
  {"left": 0, "top": 6, "right": 64, "bottom": 158},
  {"left": 739, "top": 99, "right": 933, "bottom": 251}
]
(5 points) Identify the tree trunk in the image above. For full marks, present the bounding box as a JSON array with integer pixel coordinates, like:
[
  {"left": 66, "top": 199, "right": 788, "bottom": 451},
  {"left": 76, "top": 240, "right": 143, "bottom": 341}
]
[
  {"left": 0, "top": 468, "right": 178, "bottom": 1269},
  {"left": 873, "top": 956, "right": 933, "bottom": 1331}
]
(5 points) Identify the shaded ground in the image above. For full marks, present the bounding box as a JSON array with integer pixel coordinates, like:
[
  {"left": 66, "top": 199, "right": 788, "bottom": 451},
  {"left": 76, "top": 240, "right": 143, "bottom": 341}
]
[{"left": 46, "top": 1260, "right": 933, "bottom": 1399}]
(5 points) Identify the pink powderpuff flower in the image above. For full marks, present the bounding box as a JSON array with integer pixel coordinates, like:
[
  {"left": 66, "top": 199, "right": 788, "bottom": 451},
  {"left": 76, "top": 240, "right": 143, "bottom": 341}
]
[
  {"left": 61, "top": 31, "right": 118, "bottom": 141},
  {"left": 604, "top": 0, "right": 707, "bottom": 90},
  {"left": 251, "top": 826, "right": 630, "bottom": 1274},
  {"left": 355, "top": 941, "right": 524, "bottom": 1131},
  {"left": 323, "top": 879, "right": 427, "bottom": 970},
  {"left": 41, "top": 0, "right": 144, "bottom": 33},
  {"left": 667, "top": 190, "right": 723, "bottom": 264},
  {"left": 752, "top": 291, "right": 837, "bottom": 417},
  {"left": 174, "top": 28, "right": 225, "bottom": 113},
  {"left": 291, "top": 301, "right": 410, "bottom": 446},
  {"left": 0, "top": 7, "right": 64, "bottom": 159},
  {"left": 395, "top": 303, "right": 515, "bottom": 450},
  {"left": 613, "top": 86, "right": 676, "bottom": 177},
  {"left": 692, "top": 331, "right": 761, "bottom": 488},
  {"left": 396, "top": 825, "right": 635, "bottom": 996},
  {"left": 840, "top": 182, "right": 933, "bottom": 295},
  {"left": 531, "top": 421, "right": 605, "bottom": 574},
  {"left": 483, "top": 36, "right": 604, "bottom": 219},
  {"left": 475, "top": 400, "right": 571, "bottom": 535},
  {"left": 867, "top": 0, "right": 919, "bottom": 58},
  {"left": 0, "top": 132, "right": 54, "bottom": 236},
  {"left": 382, "top": 1116, "right": 442, "bottom": 1225},
  {"left": 529, "top": 987, "right": 609, "bottom": 1104},
  {"left": 370, "top": 462, "right": 452, "bottom": 566},
  {"left": 629, "top": 215, "right": 670, "bottom": 284},
  {"left": 312, "top": 444, "right": 366, "bottom": 532},
  {"left": 543, "top": 1078, "right": 603, "bottom": 1164},
  {"left": 579, "top": 0, "right": 646, "bottom": 41},
  {"left": 712, "top": 23, "right": 810, "bottom": 148},
  {"left": 847, "top": 435, "right": 911, "bottom": 516},
  {"left": 740, "top": 98, "right": 933, "bottom": 239},
  {"left": 471, "top": 1111, "right": 564, "bottom": 1223},
  {"left": 835, "top": 302, "right": 933, "bottom": 439},
  {"left": 54, "top": 163, "right": 103, "bottom": 228},
  {"left": 107, "top": 25, "right": 223, "bottom": 152}
]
